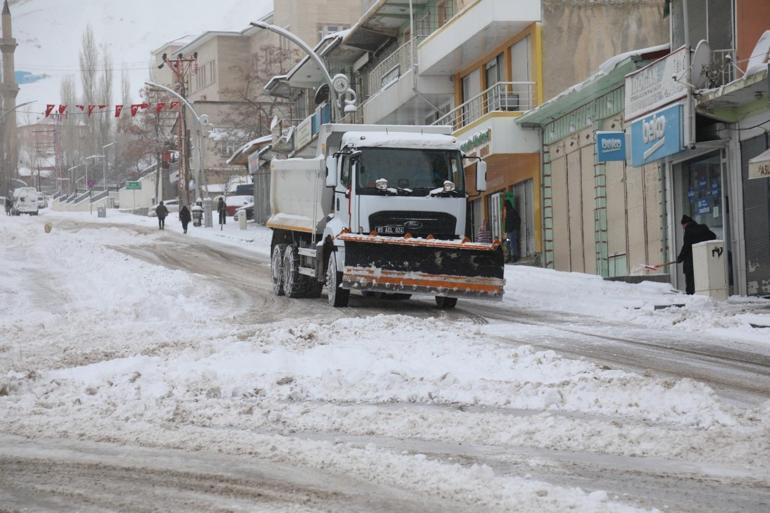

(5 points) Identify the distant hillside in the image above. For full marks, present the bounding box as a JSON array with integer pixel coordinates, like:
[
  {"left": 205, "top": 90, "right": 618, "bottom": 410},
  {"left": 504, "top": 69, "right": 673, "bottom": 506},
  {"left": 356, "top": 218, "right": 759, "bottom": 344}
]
[{"left": 10, "top": 0, "right": 272, "bottom": 123}]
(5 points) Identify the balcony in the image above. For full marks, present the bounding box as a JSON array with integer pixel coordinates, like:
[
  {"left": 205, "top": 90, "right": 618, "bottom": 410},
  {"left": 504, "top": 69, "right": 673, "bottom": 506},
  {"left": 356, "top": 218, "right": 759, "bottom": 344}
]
[
  {"left": 433, "top": 81, "right": 535, "bottom": 131},
  {"left": 362, "top": 38, "right": 453, "bottom": 124},
  {"left": 418, "top": 0, "right": 541, "bottom": 75}
]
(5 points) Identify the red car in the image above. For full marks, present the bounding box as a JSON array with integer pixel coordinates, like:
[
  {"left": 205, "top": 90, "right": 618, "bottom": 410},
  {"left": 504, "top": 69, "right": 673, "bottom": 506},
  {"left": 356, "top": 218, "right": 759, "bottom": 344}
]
[{"left": 225, "top": 184, "right": 253, "bottom": 217}]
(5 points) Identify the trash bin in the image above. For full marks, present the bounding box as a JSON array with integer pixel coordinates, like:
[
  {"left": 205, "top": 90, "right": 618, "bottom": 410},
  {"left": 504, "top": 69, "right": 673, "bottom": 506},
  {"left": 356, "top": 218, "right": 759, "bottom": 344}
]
[
  {"left": 97, "top": 206, "right": 106, "bottom": 218},
  {"left": 192, "top": 204, "right": 203, "bottom": 227},
  {"left": 693, "top": 239, "right": 728, "bottom": 300}
]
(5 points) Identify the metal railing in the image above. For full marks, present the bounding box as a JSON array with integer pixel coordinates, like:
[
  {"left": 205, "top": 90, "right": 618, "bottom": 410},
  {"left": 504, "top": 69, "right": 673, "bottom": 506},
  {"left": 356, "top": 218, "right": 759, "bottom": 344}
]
[
  {"left": 708, "top": 49, "right": 737, "bottom": 87},
  {"left": 433, "top": 81, "right": 535, "bottom": 129},
  {"left": 366, "top": 39, "right": 415, "bottom": 100}
]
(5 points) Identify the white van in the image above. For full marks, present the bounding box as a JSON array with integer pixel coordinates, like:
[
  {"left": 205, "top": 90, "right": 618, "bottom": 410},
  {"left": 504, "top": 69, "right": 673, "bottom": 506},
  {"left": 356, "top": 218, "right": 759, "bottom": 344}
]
[{"left": 12, "top": 187, "right": 39, "bottom": 216}]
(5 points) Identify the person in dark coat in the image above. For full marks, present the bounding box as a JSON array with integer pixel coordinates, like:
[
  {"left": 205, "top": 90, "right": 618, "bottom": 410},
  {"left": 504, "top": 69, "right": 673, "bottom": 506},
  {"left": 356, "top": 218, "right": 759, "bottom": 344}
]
[
  {"left": 677, "top": 214, "right": 717, "bottom": 294},
  {"left": 504, "top": 196, "right": 521, "bottom": 262},
  {"left": 155, "top": 201, "right": 169, "bottom": 230},
  {"left": 217, "top": 197, "right": 227, "bottom": 230},
  {"left": 179, "top": 205, "right": 191, "bottom": 234}
]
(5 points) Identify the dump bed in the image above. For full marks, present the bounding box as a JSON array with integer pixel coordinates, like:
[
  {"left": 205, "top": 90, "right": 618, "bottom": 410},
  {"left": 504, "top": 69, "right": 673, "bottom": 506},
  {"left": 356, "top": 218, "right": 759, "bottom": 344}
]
[{"left": 268, "top": 157, "right": 332, "bottom": 233}]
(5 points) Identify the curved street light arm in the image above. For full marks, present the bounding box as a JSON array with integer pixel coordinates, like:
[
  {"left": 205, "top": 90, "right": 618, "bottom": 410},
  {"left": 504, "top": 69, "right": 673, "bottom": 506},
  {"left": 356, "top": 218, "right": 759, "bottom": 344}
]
[
  {"left": 249, "top": 21, "right": 340, "bottom": 120},
  {"left": 144, "top": 81, "right": 205, "bottom": 126}
]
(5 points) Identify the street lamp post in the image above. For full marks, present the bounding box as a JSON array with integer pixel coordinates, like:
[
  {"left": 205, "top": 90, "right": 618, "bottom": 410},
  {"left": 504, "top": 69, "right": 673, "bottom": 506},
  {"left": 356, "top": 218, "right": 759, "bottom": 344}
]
[
  {"left": 67, "top": 164, "right": 84, "bottom": 195},
  {"left": 85, "top": 155, "right": 105, "bottom": 214},
  {"left": 144, "top": 81, "right": 209, "bottom": 205},
  {"left": 102, "top": 142, "right": 115, "bottom": 191}
]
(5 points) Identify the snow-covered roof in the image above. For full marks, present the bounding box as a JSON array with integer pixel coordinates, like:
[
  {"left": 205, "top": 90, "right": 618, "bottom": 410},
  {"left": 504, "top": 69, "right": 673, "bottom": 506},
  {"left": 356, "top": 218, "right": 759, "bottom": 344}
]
[
  {"left": 226, "top": 134, "right": 272, "bottom": 165},
  {"left": 518, "top": 43, "right": 670, "bottom": 126},
  {"left": 341, "top": 131, "right": 460, "bottom": 151}
]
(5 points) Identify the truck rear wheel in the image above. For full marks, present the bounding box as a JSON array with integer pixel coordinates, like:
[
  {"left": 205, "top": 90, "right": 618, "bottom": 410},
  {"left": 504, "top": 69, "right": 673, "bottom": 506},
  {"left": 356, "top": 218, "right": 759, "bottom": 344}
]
[
  {"left": 435, "top": 296, "right": 458, "bottom": 309},
  {"left": 326, "top": 251, "right": 350, "bottom": 307},
  {"left": 271, "top": 244, "right": 287, "bottom": 296}
]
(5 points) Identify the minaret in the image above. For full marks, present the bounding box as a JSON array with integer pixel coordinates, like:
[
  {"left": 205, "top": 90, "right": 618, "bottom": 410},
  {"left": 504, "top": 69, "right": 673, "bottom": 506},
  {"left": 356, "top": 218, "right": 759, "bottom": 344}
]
[{"left": 1, "top": 0, "right": 19, "bottom": 191}]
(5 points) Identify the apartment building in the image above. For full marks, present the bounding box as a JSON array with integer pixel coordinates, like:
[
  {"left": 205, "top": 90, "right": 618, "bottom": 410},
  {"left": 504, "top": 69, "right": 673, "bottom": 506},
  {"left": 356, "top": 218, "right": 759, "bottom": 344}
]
[{"left": 149, "top": 1, "right": 362, "bottom": 193}]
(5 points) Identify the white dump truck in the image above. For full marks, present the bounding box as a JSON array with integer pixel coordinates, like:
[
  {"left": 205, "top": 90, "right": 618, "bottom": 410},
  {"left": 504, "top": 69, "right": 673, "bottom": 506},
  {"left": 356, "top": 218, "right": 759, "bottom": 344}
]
[{"left": 268, "top": 124, "right": 504, "bottom": 308}]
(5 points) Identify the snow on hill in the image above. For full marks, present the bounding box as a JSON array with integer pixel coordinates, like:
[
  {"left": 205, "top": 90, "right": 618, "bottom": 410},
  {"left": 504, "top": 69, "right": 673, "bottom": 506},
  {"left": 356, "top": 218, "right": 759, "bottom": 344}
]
[{"left": 10, "top": 0, "right": 272, "bottom": 124}]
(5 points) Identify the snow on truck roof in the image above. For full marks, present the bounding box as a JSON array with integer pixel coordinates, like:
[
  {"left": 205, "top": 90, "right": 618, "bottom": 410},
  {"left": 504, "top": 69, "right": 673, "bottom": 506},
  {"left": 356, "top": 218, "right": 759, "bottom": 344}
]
[{"left": 341, "top": 132, "right": 460, "bottom": 151}]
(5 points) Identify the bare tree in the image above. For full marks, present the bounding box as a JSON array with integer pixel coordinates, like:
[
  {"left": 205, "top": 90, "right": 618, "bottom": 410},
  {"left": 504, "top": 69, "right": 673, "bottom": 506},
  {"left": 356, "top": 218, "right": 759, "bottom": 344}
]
[
  {"left": 96, "top": 46, "right": 113, "bottom": 150},
  {"left": 220, "top": 44, "right": 296, "bottom": 141},
  {"left": 78, "top": 25, "right": 99, "bottom": 156}
]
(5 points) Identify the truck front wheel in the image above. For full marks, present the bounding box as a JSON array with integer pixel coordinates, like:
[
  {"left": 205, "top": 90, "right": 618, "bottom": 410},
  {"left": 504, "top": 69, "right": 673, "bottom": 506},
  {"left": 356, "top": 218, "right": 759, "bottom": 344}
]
[
  {"left": 271, "top": 244, "right": 287, "bottom": 296},
  {"left": 326, "top": 252, "right": 350, "bottom": 307}
]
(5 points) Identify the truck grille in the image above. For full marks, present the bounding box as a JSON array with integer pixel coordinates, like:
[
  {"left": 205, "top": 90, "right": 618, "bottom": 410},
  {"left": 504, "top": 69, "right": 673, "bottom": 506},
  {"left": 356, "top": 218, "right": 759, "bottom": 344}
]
[{"left": 369, "top": 211, "right": 457, "bottom": 240}]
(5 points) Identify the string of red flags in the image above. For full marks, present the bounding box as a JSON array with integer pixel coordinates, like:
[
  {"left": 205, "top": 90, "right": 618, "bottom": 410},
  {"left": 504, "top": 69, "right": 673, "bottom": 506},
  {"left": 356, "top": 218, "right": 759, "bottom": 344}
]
[{"left": 44, "top": 102, "right": 182, "bottom": 118}]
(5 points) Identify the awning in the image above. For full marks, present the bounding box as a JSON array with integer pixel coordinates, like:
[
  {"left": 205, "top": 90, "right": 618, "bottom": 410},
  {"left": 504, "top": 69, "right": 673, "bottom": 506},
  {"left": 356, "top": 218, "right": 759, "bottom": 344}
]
[{"left": 226, "top": 135, "right": 272, "bottom": 166}]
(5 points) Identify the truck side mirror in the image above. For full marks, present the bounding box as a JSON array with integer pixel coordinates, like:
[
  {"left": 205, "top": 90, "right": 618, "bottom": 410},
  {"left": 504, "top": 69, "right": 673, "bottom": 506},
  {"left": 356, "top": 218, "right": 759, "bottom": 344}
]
[
  {"left": 476, "top": 160, "right": 487, "bottom": 192},
  {"left": 325, "top": 155, "right": 338, "bottom": 188}
]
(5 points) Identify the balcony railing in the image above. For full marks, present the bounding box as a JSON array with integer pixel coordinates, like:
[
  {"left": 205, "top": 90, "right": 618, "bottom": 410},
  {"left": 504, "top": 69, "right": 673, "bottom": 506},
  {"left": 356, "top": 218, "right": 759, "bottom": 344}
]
[
  {"left": 366, "top": 39, "right": 415, "bottom": 101},
  {"left": 433, "top": 81, "right": 535, "bottom": 130},
  {"left": 708, "top": 49, "right": 737, "bottom": 88}
]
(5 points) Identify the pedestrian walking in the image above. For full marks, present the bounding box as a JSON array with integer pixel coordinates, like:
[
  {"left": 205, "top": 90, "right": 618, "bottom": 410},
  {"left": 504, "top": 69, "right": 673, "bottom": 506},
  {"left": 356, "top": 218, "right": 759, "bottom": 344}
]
[
  {"left": 4, "top": 195, "right": 11, "bottom": 216},
  {"left": 504, "top": 194, "right": 521, "bottom": 262},
  {"left": 155, "top": 201, "right": 169, "bottom": 230},
  {"left": 217, "top": 196, "right": 227, "bottom": 230},
  {"left": 179, "top": 204, "right": 191, "bottom": 234},
  {"left": 677, "top": 214, "right": 717, "bottom": 294}
]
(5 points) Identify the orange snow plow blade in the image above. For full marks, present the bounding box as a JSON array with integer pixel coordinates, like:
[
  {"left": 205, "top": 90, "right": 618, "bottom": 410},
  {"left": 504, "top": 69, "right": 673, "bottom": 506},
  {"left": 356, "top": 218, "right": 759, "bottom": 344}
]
[{"left": 337, "top": 233, "right": 505, "bottom": 299}]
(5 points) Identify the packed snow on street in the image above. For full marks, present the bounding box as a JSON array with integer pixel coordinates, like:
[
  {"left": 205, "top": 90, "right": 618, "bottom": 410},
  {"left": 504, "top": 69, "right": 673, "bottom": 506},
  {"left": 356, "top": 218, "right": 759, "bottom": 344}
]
[{"left": 1, "top": 212, "right": 769, "bottom": 513}]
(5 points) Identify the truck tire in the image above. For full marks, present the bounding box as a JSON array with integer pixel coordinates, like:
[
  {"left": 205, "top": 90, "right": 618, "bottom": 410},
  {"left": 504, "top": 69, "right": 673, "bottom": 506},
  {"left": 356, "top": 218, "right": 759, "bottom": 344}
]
[
  {"left": 283, "top": 244, "right": 304, "bottom": 298},
  {"left": 326, "top": 251, "right": 350, "bottom": 307},
  {"left": 271, "top": 244, "right": 287, "bottom": 296},
  {"left": 435, "top": 296, "right": 458, "bottom": 309}
]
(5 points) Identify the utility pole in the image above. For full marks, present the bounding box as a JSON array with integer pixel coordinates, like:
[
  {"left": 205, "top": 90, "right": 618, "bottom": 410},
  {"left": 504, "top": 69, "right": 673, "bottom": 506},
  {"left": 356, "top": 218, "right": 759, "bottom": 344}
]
[{"left": 159, "top": 52, "right": 197, "bottom": 206}]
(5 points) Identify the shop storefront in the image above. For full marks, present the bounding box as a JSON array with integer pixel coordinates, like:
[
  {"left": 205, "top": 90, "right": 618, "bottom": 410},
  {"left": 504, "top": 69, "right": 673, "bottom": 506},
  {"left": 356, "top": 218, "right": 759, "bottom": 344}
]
[{"left": 460, "top": 125, "right": 541, "bottom": 263}]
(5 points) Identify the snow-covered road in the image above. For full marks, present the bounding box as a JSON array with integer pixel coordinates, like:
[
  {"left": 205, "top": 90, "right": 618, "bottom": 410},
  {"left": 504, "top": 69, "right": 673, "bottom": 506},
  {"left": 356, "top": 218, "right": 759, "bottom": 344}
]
[{"left": 2, "top": 212, "right": 769, "bottom": 513}]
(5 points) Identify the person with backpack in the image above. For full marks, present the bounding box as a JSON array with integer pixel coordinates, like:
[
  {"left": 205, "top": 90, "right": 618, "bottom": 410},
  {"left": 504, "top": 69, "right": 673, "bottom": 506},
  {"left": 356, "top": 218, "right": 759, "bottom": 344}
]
[{"left": 677, "top": 215, "right": 717, "bottom": 294}]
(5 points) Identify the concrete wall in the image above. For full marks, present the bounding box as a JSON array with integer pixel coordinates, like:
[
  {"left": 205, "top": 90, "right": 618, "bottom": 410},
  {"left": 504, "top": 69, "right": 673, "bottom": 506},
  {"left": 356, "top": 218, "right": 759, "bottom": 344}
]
[
  {"left": 541, "top": 0, "right": 667, "bottom": 101},
  {"left": 736, "top": 0, "right": 770, "bottom": 69},
  {"left": 274, "top": 0, "right": 363, "bottom": 46}
]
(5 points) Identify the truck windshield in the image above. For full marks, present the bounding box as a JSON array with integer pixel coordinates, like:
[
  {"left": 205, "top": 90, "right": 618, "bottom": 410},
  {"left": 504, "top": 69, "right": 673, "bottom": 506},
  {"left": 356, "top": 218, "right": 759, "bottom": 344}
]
[{"left": 356, "top": 148, "right": 464, "bottom": 195}]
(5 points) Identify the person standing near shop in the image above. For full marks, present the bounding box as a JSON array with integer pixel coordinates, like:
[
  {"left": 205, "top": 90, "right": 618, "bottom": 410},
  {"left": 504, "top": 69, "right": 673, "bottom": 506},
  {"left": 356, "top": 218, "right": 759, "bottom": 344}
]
[
  {"left": 504, "top": 194, "right": 521, "bottom": 263},
  {"left": 677, "top": 215, "right": 716, "bottom": 294},
  {"left": 217, "top": 196, "right": 227, "bottom": 230}
]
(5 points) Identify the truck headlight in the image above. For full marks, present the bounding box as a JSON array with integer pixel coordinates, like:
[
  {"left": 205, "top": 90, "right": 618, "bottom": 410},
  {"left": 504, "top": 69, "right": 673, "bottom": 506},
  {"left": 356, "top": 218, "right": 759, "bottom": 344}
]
[
  {"left": 443, "top": 180, "right": 456, "bottom": 193},
  {"left": 376, "top": 178, "right": 389, "bottom": 191}
]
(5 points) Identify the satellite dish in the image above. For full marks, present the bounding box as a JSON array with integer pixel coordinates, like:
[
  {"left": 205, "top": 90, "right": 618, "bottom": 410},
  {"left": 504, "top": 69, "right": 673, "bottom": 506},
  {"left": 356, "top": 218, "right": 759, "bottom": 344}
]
[{"left": 691, "top": 40, "right": 711, "bottom": 89}]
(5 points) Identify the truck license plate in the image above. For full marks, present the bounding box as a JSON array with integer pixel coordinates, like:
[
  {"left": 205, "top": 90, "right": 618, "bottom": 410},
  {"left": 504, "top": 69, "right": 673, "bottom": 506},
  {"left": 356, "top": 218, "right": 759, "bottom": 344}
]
[{"left": 376, "top": 225, "right": 405, "bottom": 235}]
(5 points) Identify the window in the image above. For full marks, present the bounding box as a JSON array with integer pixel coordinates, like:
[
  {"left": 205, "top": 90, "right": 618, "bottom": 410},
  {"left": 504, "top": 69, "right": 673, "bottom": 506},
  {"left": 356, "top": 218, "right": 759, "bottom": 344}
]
[
  {"left": 194, "top": 60, "right": 217, "bottom": 91},
  {"left": 356, "top": 148, "right": 464, "bottom": 195},
  {"left": 341, "top": 155, "right": 351, "bottom": 188}
]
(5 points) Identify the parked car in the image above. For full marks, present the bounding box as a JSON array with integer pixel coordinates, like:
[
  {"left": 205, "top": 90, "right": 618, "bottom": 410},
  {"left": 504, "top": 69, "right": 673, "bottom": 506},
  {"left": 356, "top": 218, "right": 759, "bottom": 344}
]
[
  {"left": 225, "top": 184, "right": 253, "bottom": 216},
  {"left": 234, "top": 202, "right": 254, "bottom": 222},
  {"left": 11, "top": 187, "right": 39, "bottom": 216},
  {"left": 148, "top": 199, "right": 179, "bottom": 217}
]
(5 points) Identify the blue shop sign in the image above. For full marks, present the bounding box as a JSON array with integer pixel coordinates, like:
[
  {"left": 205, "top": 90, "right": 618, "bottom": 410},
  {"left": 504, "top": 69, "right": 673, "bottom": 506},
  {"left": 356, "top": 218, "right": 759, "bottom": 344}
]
[
  {"left": 629, "top": 104, "right": 684, "bottom": 167},
  {"left": 595, "top": 131, "right": 626, "bottom": 162}
]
